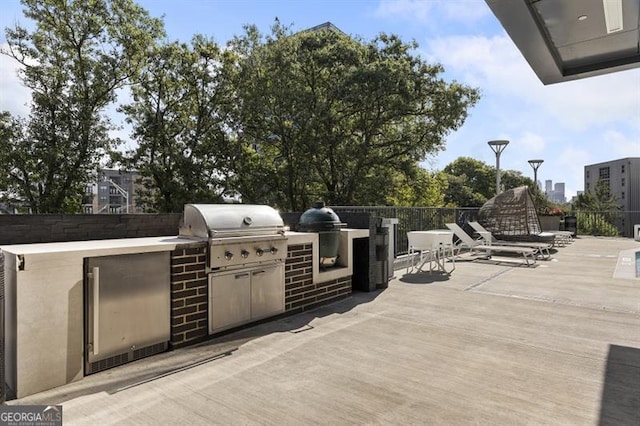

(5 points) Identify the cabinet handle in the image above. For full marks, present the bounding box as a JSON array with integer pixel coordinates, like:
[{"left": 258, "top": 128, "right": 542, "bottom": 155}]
[
  {"left": 253, "top": 270, "right": 266, "bottom": 276},
  {"left": 92, "top": 266, "right": 100, "bottom": 356},
  {"left": 235, "top": 273, "right": 250, "bottom": 279}
]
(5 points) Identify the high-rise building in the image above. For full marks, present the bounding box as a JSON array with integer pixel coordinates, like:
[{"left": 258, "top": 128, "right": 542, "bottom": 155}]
[
  {"left": 552, "top": 182, "right": 565, "bottom": 204},
  {"left": 584, "top": 157, "right": 640, "bottom": 237},
  {"left": 544, "top": 179, "right": 566, "bottom": 204}
]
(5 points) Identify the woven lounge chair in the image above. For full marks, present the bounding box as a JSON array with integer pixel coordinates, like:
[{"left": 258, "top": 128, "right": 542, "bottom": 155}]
[
  {"left": 477, "top": 186, "right": 556, "bottom": 246},
  {"left": 445, "top": 223, "right": 537, "bottom": 267},
  {"left": 468, "top": 221, "right": 552, "bottom": 260}
]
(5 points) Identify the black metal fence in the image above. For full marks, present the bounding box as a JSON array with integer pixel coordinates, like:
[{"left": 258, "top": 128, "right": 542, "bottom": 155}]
[
  {"left": 332, "top": 206, "right": 640, "bottom": 257},
  {"left": 331, "top": 206, "right": 480, "bottom": 256}
]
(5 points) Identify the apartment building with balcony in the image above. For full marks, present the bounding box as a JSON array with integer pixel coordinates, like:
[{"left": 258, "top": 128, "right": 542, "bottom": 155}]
[
  {"left": 584, "top": 157, "right": 640, "bottom": 237},
  {"left": 83, "top": 169, "right": 142, "bottom": 214}
]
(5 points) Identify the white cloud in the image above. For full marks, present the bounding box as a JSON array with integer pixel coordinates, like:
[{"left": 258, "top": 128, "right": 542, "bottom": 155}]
[
  {"left": 518, "top": 131, "right": 546, "bottom": 155},
  {"left": 604, "top": 129, "right": 640, "bottom": 158},
  {"left": 556, "top": 146, "right": 591, "bottom": 197},
  {"left": 375, "top": 0, "right": 435, "bottom": 21},
  {"left": 527, "top": 70, "right": 640, "bottom": 130},
  {"left": 425, "top": 33, "right": 640, "bottom": 200},
  {"left": 426, "top": 34, "right": 640, "bottom": 130},
  {"left": 374, "top": 0, "right": 490, "bottom": 26}
]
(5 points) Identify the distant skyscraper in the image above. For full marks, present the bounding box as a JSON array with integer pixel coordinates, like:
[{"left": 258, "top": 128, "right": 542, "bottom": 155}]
[
  {"left": 553, "top": 182, "right": 565, "bottom": 203},
  {"left": 543, "top": 179, "right": 566, "bottom": 204}
]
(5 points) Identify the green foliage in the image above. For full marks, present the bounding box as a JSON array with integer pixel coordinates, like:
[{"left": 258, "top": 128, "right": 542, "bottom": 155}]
[
  {"left": 501, "top": 169, "right": 534, "bottom": 193},
  {"left": 441, "top": 157, "right": 493, "bottom": 207},
  {"left": 0, "top": 0, "right": 164, "bottom": 213},
  {"left": 120, "top": 36, "right": 239, "bottom": 213},
  {"left": 440, "top": 157, "right": 539, "bottom": 207},
  {"left": 385, "top": 166, "right": 446, "bottom": 207},
  {"left": 576, "top": 212, "right": 619, "bottom": 236},
  {"left": 573, "top": 178, "right": 621, "bottom": 212},
  {"left": 3, "top": 10, "right": 481, "bottom": 213},
  {"left": 571, "top": 179, "right": 621, "bottom": 235},
  {"left": 228, "top": 22, "right": 480, "bottom": 210}
]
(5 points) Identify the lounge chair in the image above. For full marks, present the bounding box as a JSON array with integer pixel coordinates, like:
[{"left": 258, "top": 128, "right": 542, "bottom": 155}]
[
  {"left": 445, "top": 223, "right": 537, "bottom": 267},
  {"left": 544, "top": 230, "right": 573, "bottom": 246},
  {"left": 468, "top": 221, "right": 553, "bottom": 260}
]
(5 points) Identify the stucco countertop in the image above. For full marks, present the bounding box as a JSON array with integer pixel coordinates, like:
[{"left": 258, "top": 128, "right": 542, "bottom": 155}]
[
  {"left": 0, "top": 236, "right": 203, "bottom": 256},
  {"left": 1, "top": 229, "right": 370, "bottom": 256},
  {"left": 285, "top": 229, "right": 369, "bottom": 245}
]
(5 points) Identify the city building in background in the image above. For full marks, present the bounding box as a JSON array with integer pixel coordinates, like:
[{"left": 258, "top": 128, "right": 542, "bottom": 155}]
[
  {"left": 83, "top": 169, "right": 141, "bottom": 214},
  {"left": 544, "top": 179, "right": 566, "bottom": 204},
  {"left": 552, "top": 182, "right": 566, "bottom": 204},
  {"left": 584, "top": 157, "right": 640, "bottom": 237}
]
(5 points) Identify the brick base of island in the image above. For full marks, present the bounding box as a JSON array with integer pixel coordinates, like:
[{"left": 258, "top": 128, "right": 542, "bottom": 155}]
[{"left": 168, "top": 229, "right": 367, "bottom": 348}]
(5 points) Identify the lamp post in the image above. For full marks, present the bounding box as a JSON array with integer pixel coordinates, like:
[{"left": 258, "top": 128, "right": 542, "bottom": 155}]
[
  {"left": 527, "top": 159, "right": 544, "bottom": 191},
  {"left": 488, "top": 140, "right": 509, "bottom": 196}
]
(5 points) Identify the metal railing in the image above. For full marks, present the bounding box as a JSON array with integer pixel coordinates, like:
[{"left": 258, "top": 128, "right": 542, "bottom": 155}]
[
  {"left": 331, "top": 206, "right": 640, "bottom": 257},
  {"left": 331, "top": 206, "right": 480, "bottom": 256}
]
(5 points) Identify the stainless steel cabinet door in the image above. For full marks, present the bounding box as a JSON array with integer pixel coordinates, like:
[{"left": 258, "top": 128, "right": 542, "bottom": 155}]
[
  {"left": 251, "top": 265, "right": 285, "bottom": 320},
  {"left": 85, "top": 252, "right": 170, "bottom": 364},
  {"left": 209, "top": 269, "right": 251, "bottom": 333}
]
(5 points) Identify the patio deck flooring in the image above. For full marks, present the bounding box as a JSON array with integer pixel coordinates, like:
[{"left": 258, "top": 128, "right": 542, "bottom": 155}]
[{"left": 9, "top": 236, "right": 640, "bottom": 425}]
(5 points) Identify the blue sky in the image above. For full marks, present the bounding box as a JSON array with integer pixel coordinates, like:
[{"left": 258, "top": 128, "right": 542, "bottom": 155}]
[{"left": 1, "top": 0, "right": 639, "bottom": 199}]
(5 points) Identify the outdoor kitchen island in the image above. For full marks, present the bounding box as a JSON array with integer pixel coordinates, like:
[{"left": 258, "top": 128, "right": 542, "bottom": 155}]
[{"left": 1, "top": 224, "right": 368, "bottom": 399}]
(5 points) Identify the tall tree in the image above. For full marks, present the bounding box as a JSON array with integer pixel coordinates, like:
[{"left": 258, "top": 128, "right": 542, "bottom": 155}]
[
  {"left": 1, "top": 0, "right": 164, "bottom": 213},
  {"left": 573, "top": 178, "right": 620, "bottom": 211},
  {"left": 441, "top": 157, "right": 537, "bottom": 207},
  {"left": 442, "top": 157, "right": 494, "bottom": 206},
  {"left": 228, "top": 22, "right": 480, "bottom": 211},
  {"left": 387, "top": 165, "right": 447, "bottom": 207},
  {"left": 119, "top": 36, "right": 237, "bottom": 212}
]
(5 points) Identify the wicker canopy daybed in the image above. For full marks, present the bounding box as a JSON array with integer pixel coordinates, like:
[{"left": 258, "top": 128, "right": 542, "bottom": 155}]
[{"left": 477, "top": 186, "right": 555, "bottom": 243}]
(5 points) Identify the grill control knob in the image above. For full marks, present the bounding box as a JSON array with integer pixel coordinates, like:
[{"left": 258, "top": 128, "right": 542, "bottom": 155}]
[
  {"left": 224, "top": 251, "right": 233, "bottom": 260},
  {"left": 241, "top": 249, "right": 250, "bottom": 259},
  {"left": 270, "top": 246, "right": 278, "bottom": 255},
  {"left": 256, "top": 248, "right": 264, "bottom": 257}
]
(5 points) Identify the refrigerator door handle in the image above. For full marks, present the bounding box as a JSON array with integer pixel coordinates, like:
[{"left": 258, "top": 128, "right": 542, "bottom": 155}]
[{"left": 92, "top": 266, "right": 100, "bottom": 356}]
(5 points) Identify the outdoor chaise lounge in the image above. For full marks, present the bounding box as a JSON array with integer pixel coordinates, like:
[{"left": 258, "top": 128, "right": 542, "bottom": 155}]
[
  {"left": 468, "top": 221, "right": 553, "bottom": 260},
  {"left": 544, "top": 230, "right": 574, "bottom": 247},
  {"left": 445, "top": 223, "right": 537, "bottom": 267}
]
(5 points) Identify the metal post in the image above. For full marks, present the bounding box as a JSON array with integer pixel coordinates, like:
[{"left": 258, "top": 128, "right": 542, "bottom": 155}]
[
  {"left": 488, "top": 140, "right": 509, "bottom": 196},
  {"left": 528, "top": 159, "right": 544, "bottom": 191}
]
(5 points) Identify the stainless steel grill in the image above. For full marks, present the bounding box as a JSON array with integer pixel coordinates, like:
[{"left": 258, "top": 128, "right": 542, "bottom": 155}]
[
  {"left": 179, "top": 204, "right": 288, "bottom": 333},
  {"left": 180, "top": 204, "right": 287, "bottom": 270}
]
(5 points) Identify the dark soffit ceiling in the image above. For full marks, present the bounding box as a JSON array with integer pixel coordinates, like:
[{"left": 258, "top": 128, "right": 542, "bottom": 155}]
[{"left": 485, "top": 0, "right": 640, "bottom": 84}]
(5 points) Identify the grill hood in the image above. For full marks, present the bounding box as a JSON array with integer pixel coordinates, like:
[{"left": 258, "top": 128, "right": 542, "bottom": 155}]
[{"left": 179, "top": 204, "right": 286, "bottom": 239}]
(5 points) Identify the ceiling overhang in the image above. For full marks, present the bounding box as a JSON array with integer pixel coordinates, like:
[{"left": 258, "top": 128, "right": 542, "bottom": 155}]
[{"left": 485, "top": 0, "right": 640, "bottom": 84}]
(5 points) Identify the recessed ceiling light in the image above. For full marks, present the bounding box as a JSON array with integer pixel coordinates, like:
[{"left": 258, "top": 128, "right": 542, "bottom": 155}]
[
  {"left": 578, "top": 15, "right": 588, "bottom": 21},
  {"left": 603, "top": 0, "right": 623, "bottom": 33}
]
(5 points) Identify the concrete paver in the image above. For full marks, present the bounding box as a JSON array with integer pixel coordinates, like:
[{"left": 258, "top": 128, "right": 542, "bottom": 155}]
[{"left": 9, "top": 236, "right": 640, "bottom": 425}]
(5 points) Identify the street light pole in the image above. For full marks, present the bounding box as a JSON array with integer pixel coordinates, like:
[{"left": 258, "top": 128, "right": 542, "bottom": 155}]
[
  {"left": 488, "top": 140, "right": 509, "bottom": 196},
  {"left": 527, "top": 159, "right": 544, "bottom": 191}
]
